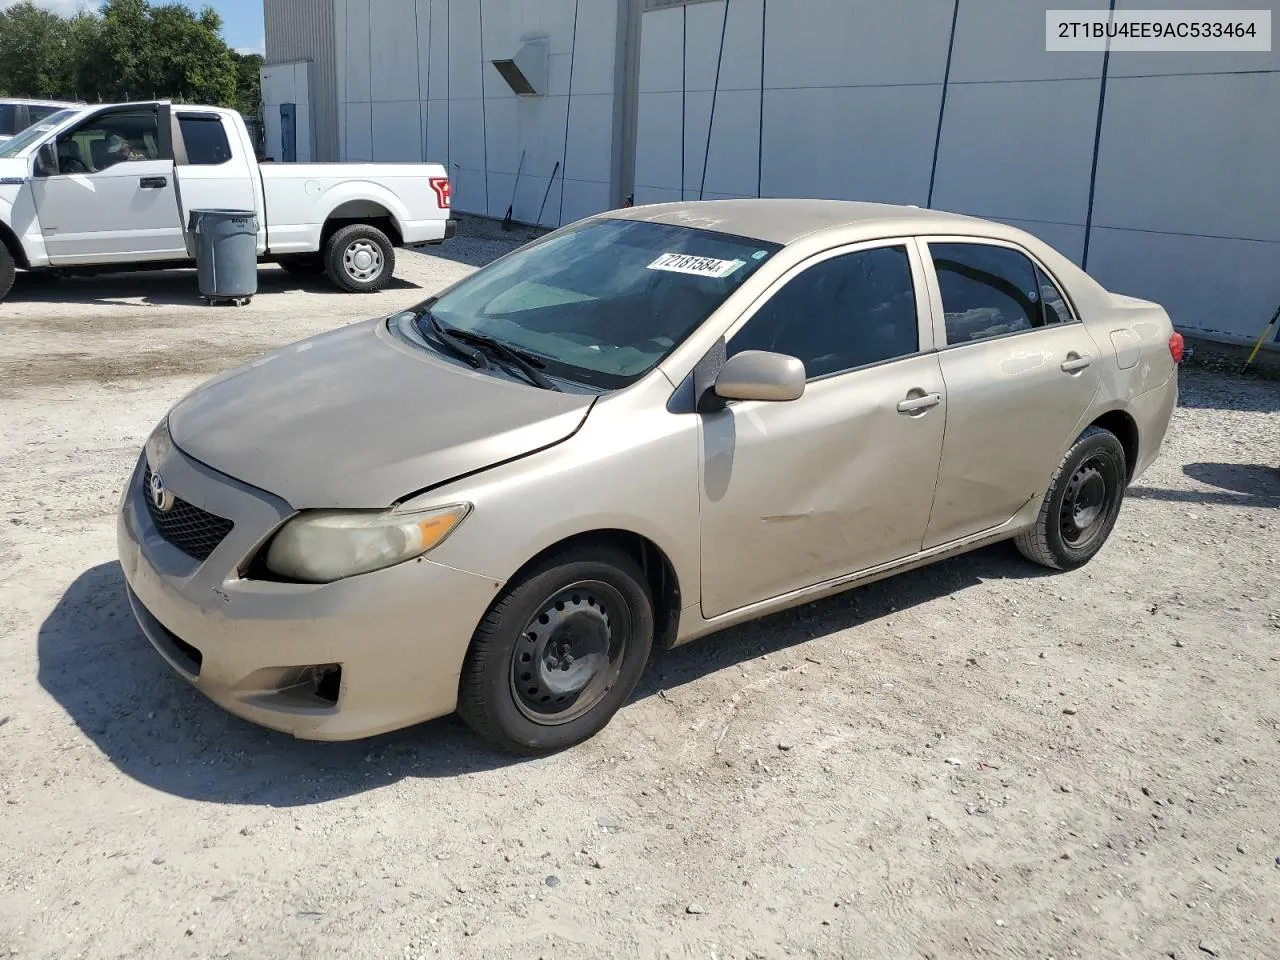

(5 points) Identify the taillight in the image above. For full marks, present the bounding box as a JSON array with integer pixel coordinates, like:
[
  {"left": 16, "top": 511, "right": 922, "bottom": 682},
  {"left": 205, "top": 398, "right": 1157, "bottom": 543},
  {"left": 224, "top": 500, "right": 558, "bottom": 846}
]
[
  {"left": 1168, "top": 331, "right": 1184, "bottom": 364},
  {"left": 430, "top": 177, "right": 451, "bottom": 208}
]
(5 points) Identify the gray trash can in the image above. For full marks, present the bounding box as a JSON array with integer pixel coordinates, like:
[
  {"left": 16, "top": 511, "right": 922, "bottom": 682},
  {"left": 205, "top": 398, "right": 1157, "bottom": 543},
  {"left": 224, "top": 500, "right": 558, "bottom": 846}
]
[{"left": 190, "top": 209, "right": 259, "bottom": 303}]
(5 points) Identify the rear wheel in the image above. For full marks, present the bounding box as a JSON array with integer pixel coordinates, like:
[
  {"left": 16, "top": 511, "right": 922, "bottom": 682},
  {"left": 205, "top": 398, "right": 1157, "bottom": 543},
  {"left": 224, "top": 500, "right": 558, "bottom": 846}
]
[
  {"left": 0, "top": 244, "right": 15, "bottom": 301},
  {"left": 323, "top": 223, "right": 395, "bottom": 293},
  {"left": 1016, "top": 426, "right": 1127, "bottom": 570},
  {"left": 457, "top": 546, "right": 654, "bottom": 755}
]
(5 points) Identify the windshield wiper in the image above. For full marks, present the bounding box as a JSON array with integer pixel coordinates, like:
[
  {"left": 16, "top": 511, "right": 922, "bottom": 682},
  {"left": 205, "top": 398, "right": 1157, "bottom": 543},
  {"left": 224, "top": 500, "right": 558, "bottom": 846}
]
[
  {"left": 418, "top": 311, "right": 488, "bottom": 370},
  {"left": 446, "top": 328, "right": 562, "bottom": 392}
]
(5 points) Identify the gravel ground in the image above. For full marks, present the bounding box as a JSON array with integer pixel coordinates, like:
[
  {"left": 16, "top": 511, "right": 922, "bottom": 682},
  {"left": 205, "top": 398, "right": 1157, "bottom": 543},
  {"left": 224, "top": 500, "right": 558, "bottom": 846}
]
[{"left": 1, "top": 229, "right": 1278, "bottom": 960}]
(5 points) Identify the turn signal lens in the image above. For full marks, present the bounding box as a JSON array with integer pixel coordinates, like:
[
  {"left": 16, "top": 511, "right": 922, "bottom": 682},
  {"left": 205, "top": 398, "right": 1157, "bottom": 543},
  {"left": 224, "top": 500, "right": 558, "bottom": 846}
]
[
  {"left": 263, "top": 503, "right": 470, "bottom": 583},
  {"left": 1168, "top": 331, "right": 1185, "bottom": 364}
]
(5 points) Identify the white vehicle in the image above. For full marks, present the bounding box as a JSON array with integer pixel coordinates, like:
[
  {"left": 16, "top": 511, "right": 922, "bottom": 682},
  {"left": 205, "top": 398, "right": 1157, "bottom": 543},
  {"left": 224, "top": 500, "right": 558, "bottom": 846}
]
[
  {"left": 0, "top": 98, "right": 84, "bottom": 144},
  {"left": 0, "top": 101, "right": 455, "bottom": 300}
]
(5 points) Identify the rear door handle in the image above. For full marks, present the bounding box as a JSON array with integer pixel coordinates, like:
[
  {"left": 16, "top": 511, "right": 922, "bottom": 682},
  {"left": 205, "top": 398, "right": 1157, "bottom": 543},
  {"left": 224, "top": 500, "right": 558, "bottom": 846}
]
[
  {"left": 139, "top": 176, "right": 167, "bottom": 189},
  {"left": 1060, "top": 355, "right": 1093, "bottom": 373},
  {"left": 897, "top": 392, "right": 942, "bottom": 414}
]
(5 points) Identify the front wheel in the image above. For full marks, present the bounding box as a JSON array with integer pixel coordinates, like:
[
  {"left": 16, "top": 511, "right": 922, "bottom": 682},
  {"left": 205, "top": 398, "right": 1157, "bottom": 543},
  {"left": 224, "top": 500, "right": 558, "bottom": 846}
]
[
  {"left": 1016, "top": 426, "right": 1127, "bottom": 570},
  {"left": 323, "top": 223, "right": 396, "bottom": 293},
  {"left": 457, "top": 547, "right": 655, "bottom": 755},
  {"left": 0, "top": 244, "right": 15, "bottom": 301}
]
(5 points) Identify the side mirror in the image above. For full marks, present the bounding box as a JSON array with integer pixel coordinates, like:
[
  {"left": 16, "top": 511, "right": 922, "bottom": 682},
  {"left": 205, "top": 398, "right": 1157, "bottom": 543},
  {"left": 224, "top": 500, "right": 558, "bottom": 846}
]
[
  {"left": 33, "top": 142, "right": 57, "bottom": 177},
  {"left": 713, "top": 350, "right": 806, "bottom": 403}
]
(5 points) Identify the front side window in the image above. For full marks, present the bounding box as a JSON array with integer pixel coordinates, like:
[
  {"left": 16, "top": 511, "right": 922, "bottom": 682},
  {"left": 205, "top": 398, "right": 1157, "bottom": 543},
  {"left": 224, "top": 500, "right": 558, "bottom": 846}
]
[
  {"left": 728, "top": 245, "right": 919, "bottom": 379},
  {"left": 425, "top": 218, "right": 780, "bottom": 389},
  {"left": 178, "top": 115, "right": 232, "bottom": 165},
  {"left": 54, "top": 109, "right": 160, "bottom": 175},
  {"left": 930, "top": 242, "right": 1059, "bottom": 345}
]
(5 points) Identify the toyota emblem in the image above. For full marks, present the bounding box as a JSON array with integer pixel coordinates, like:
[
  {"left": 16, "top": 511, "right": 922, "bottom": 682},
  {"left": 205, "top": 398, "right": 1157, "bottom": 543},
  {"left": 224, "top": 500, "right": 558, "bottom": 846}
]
[{"left": 148, "top": 470, "right": 175, "bottom": 513}]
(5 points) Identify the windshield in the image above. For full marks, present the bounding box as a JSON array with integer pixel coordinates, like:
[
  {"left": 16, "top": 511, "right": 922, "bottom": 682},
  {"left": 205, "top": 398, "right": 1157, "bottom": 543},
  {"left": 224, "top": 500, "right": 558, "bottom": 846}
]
[
  {"left": 426, "top": 218, "right": 780, "bottom": 389},
  {"left": 0, "top": 110, "right": 76, "bottom": 158}
]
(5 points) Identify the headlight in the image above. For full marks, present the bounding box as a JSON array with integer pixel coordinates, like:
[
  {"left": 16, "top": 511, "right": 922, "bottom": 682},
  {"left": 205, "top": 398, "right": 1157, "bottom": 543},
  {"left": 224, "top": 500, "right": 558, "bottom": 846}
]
[{"left": 263, "top": 503, "right": 470, "bottom": 583}]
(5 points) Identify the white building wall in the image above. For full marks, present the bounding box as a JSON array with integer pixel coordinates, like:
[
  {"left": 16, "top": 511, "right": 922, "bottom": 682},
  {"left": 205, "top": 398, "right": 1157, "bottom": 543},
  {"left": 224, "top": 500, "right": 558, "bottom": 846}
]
[
  {"left": 631, "top": 0, "right": 1280, "bottom": 341},
  {"left": 336, "top": 0, "right": 620, "bottom": 228},
  {"left": 317, "top": 0, "right": 1280, "bottom": 340},
  {"left": 260, "top": 60, "right": 316, "bottom": 163}
]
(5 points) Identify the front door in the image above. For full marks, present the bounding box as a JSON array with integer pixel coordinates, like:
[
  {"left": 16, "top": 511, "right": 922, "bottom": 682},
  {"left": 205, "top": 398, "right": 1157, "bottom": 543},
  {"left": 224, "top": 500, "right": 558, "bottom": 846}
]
[
  {"left": 920, "top": 239, "right": 1103, "bottom": 549},
  {"left": 699, "top": 240, "right": 947, "bottom": 619},
  {"left": 30, "top": 105, "right": 185, "bottom": 265}
]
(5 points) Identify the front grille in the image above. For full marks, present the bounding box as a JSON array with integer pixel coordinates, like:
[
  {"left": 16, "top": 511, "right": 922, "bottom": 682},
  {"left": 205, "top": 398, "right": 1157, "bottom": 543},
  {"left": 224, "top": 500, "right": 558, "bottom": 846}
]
[{"left": 141, "top": 465, "right": 234, "bottom": 562}]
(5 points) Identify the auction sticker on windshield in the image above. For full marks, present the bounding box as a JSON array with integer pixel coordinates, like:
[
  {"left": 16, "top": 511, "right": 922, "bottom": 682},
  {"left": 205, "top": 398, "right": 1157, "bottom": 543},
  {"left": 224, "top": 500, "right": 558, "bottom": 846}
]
[{"left": 647, "top": 252, "right": 745, "bottom": 279}]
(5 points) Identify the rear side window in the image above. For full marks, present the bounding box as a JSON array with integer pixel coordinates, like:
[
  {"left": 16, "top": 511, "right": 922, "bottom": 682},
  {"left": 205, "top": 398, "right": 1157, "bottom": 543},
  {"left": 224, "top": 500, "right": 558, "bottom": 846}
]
[
  {"left": 0, "top": 105, "right": 17, "bottom": 137},
  {"left": 931, "top": 242, "right": 1061, "bottom": 345},
  {"left": 729, "top": 245, "right": 919, "bottom": 379},
  {"left": 28, "top": 105, "right": 63, "bottom": 124},
  {"left": 1036, "top": 266, "right": 1075, "bottom": 325},
  {"left": 178, "top": 116, "right": 232, "bottom": 165}
]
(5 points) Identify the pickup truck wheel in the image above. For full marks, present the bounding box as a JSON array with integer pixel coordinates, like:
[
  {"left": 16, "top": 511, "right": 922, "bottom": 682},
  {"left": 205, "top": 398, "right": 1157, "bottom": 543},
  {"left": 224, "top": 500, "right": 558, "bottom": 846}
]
[
  {"left": 324, "top": 224, "right": 395, "bottom": 293},
  {"left": 277, "top": 254, "right": 325, "bottom": 276},
  {"left": 0, "top": 245, "right": 15, "bottom": 301}
]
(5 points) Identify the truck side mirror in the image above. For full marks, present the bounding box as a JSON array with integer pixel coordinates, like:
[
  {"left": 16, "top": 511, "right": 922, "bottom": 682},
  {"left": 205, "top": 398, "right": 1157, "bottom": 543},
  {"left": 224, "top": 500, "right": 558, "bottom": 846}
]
[{"left": 33, "top": 142, "right": 57, "bottom": 178}]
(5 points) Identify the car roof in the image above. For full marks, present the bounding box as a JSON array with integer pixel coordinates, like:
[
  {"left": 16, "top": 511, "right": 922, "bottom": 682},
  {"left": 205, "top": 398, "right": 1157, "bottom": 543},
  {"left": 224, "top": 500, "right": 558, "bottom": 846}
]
[
  {"left": 599, "top": 198, "right": 1004, "bottom": 246},
  {"left": 0, "top": 97, "right": 82, "bottom": 107}
]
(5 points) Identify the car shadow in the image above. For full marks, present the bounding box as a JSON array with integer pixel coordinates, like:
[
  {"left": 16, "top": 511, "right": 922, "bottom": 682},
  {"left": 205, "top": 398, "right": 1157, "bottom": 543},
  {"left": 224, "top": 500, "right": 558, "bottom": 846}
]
[
  {"left": 39, "top": 545, "right": 1049, "bottom": 807},
  {"left": 1177, "top": 366, "right": 1280, "bottom": 414},
  {"left": 10, "top": 267, "right": 419, "bottom": 306},
  {"left": 408, "top": 235, "right": 525, "bottom": 269},
  {"left": 1128, "top": 461, "right": 1280, "bottom": 508}
]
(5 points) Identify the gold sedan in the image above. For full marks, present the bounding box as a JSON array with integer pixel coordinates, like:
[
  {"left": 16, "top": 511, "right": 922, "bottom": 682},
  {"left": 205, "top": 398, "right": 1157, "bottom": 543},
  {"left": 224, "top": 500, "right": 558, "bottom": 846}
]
[{"left": 117, "top": 200, "right": 1181, "bottom": 754}]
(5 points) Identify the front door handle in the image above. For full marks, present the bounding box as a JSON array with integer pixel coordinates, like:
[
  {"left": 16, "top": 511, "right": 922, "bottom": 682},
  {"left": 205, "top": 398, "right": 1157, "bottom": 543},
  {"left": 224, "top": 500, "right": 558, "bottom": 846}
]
[
  {"left": 1060, "top": 354, "right": 1093, "bottom": 373},
  {"left": 139, "top": 176, "right": 167, "bottom": 189},
  {"left": 897, "top": 392, "right": 942, "bottom": 414}
]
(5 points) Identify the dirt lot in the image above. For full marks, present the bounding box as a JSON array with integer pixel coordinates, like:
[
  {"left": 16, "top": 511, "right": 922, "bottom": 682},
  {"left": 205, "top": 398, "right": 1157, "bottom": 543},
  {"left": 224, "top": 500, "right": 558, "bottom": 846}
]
[{"left": 1, "top": 231, "right": 1278, "bottom": 960}]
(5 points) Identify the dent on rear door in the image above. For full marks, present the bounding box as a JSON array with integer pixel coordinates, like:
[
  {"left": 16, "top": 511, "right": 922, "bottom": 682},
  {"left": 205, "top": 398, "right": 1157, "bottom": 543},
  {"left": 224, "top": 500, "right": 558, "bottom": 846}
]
[{"left": 924, "top": 324, "right": 1103, "bottom": 548}]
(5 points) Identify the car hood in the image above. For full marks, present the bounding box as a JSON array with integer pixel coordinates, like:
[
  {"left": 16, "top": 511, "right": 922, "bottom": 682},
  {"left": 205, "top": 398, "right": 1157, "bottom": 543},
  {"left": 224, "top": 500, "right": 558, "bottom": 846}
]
[{"left": 168, "top": 317, "right": 596, "bottom": 508}]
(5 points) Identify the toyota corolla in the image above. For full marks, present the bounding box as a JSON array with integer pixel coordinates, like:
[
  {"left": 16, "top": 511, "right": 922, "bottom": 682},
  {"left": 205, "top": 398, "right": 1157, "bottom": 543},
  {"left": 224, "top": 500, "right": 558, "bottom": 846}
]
[{"left": 117, "top": 199, "right": 1180, "bottom": 755}]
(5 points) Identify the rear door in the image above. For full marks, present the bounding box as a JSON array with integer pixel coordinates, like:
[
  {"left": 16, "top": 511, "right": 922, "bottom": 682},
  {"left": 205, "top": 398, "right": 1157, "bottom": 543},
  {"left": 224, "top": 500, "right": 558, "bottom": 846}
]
[
  {"left": 29, "top": 104, "right": 185, "bottom": 264},
  {"left": 919, "top": 238, "right": 1102, "bottom": 549}
]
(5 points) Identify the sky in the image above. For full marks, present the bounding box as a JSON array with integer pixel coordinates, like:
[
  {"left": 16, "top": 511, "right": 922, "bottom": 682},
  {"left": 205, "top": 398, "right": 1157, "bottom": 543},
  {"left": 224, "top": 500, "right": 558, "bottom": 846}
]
[{"left": 0, "top": 0, "right": 265, "bottom": 55}]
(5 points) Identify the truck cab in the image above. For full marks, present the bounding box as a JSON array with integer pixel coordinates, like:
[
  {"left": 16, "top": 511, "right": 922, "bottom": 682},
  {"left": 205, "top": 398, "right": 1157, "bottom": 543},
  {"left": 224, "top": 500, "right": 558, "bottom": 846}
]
[{"left": 0, "top": 100, "right": 454, "bottom": 299}]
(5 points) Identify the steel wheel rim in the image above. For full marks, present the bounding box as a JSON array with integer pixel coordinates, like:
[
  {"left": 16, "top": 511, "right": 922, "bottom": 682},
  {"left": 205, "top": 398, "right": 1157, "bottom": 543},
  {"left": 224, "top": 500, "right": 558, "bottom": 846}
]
[
  {"left": 509, "top": 580, "right": 630, "bottom": 726},
  {"left": 342, "top": 240, "right": 383, "bottom": 282},
  {"left": 1060, "top": 454, "right": 1117, "bottom": 549}
]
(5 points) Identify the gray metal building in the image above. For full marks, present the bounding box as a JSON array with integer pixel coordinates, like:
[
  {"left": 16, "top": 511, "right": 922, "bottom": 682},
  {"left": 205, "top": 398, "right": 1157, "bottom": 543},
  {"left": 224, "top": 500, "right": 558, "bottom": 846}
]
[{"left": 264, "top": 0, "right": 1280, "bottom": 343}]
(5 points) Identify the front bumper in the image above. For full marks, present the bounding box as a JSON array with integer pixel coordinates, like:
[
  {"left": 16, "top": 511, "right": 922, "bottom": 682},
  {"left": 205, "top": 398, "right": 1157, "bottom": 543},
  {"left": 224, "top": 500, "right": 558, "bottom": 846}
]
[{"left": 116, "top": 431, "right": 502, "bottom": 741}]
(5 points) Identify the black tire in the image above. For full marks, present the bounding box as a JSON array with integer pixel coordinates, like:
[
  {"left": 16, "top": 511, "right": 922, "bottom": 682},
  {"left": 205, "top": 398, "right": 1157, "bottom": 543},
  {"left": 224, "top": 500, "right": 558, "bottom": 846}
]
[
  {"left": 1016, "top": 426, "right": 1127, "bottom": 571},
  {"left": 323, "top": 223, "right": 395, "bottom": 293},
  {"left": 457, "top": 546, "right": 655, "bottom": 756},
  {"left": 276, "top": 254, "right": 325, "bottom": 276},
  {"left": 0, "top": 244, "right": 15, "bottom": 302}
]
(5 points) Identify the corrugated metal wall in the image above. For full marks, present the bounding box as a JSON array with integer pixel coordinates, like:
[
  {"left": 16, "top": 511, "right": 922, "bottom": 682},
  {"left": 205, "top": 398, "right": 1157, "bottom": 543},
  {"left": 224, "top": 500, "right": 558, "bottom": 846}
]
[
  {"left": 632, "top": 0, "right": 1280, "bottom": 342},
  {"left": 264, "top": 0, "right": 340, "bottom": 161}
]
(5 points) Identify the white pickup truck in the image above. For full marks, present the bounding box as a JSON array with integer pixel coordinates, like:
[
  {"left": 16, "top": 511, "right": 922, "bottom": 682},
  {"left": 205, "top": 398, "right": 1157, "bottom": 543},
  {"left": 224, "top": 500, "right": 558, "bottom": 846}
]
[{"left": 0, "top": 100, "right": 455, "bottom": 300}]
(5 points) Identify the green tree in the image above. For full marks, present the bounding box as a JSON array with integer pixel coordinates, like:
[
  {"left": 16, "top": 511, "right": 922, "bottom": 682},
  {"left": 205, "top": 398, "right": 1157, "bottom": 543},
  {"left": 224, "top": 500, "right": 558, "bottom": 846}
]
[
  {"left": 0, "top": 2, "right": 81, "bottom": 99},
  {"left": 4, "top": 0, "right": 256, "bottom": 110},
  {"left": 231, "top": 51, "right": 264, "bottom": 116}
]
